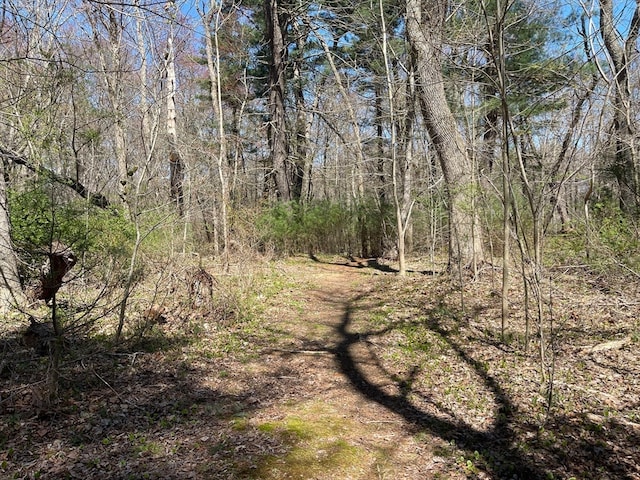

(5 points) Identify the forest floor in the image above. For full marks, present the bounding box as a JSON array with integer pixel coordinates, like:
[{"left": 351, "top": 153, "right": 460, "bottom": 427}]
[{"left": 1, "top": 254, "right": 640, "bottom": 479}]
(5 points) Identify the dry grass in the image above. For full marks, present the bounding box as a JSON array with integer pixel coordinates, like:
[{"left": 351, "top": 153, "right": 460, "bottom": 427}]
[{"left": 1, "top": 253, "right": 639, "bottom": 479}]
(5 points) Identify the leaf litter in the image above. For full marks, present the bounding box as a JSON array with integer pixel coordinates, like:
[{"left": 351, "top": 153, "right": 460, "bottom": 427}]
[{"left": 1, "top": 255, "right": 639, "bottom": 479}]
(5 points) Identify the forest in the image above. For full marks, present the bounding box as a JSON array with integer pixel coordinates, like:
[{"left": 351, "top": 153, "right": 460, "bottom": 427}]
[{"left": 0, "top": 0, "right": 639, "bottom": 478}]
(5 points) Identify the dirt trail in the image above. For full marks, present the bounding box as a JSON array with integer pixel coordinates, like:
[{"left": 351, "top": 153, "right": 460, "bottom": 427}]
[
  {"left": 4, "top": 257, "right": 640, "bottom": 479},
  {"left": 257, "top": 259, "right": 640, "bottom": 480},
  {"left": 246, "top": 260, "right": 456, "bottom": 480}
]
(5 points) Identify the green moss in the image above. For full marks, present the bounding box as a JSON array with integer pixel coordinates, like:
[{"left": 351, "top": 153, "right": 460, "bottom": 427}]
[
  {"left": 252, "top": 402, "right": 367, "bottom": 479},
  {"left": 257, "top": 422, "right": 277, "bottom": 433},
  {"left": 230, "top": 415, "right": 249, "bottom": 431},
  {"left": 255, "top": 440, "right": 360, "bottom": 479}
]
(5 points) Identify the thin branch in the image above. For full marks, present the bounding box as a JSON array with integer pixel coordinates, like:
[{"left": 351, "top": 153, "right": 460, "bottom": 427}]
[{"left": 0, "top": 147, "right": 110, "bottom": 208}]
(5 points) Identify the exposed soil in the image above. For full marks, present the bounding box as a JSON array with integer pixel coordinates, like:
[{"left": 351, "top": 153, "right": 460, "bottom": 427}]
[{"left": 1, "top": 255, "right": 639, "bottom": 479}]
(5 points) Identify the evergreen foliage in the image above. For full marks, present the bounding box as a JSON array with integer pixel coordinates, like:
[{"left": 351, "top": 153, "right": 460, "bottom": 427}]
[{"left": 255, "top": 199, "right": 396, "bottom": 256}]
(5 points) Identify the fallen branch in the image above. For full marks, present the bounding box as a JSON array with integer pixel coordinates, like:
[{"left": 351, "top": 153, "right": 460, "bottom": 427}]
[
  {"left": 0, "top": 146, "right": 109, "bottom": 208},
  {"left": 579, "top": 337, "right": 630, "bottom": 353}
]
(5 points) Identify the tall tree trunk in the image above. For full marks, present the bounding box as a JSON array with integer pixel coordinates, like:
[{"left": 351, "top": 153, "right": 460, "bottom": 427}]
[
  {"left": 493, "top": 0, "right": 511, "bottom": 339},
  {"left": 201, "top": 0, "right": 230, "bottom": 268},
  {"left": 165, "top": 2, "right": 184, "bottom": 216},
  {"left": 379, "top": 0, "right": 412, "bottom": 275},
  {"left": 599, "top": 0, "right": 640, "bottom": 212},
  {"left": 374, "top": 82, "right": 387, "bottom": 258},
  {"left": 135, "top": 0, "right": 152, "bottom": 158},
  {"left": 375, "top": 83, "right": 387, "bottom": 205},
  {"left": 105, "top": 9, "right": 128, "bottom": 209},
  {"left": 406, "top": 0, "right": 484, "bottom": 269},
  {"left": 0, "top": 161, "right": 23, "bottom": 310},
  {"left": 398, "top": 56, "right": 417, "bottom": 275},
  {"left": 291, "top": 20, "right": 309, "bottom": 203},
  {"left": 265, "top": 0, "right": 291, "bottom": 201},
  {"left": 87, "top": 5, "right": 130, "bottom": 212}
]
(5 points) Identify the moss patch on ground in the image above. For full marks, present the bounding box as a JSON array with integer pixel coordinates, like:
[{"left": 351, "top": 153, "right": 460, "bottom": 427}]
[{"left": 251, "top": 400, "right": 369, "bottom": 479}]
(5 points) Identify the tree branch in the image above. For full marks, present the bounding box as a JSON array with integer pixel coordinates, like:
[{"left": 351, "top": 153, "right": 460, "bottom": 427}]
[{"left": 0, "top": 147, "right": 110, "bottom": 208}]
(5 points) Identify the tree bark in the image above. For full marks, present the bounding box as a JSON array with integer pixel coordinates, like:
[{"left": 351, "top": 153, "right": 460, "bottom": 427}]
[
  {"left": 599, "top": 0, "right": 640, "bottom": 212},
  {"left": 165, "top": 1, "right": 184, "bottom": 215},
  {"left": 0, "top": 160, "right": 24, "bottom": 310},
  {"left": 398, "top": 56, "right": 417, "bottom": 275},
  {"left": 265, "top": 0, "right": 291, "bottom": 201},
  {"left": 291, "top": 20, "right": 310, "bottom": 203},
  {"left": 406, "top": 0, "right": 484, "bottom": 269}
]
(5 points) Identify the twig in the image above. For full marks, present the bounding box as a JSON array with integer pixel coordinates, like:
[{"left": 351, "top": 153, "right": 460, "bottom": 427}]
[
  {"left": 92, "top": 369, "right": 123, "bottom": 401},
  {"left": 616, "top": 261, "right": 640, "bottom": 280},
  {"left": 91, "top": 368, "right": 148, "bottom": 412},
  {"left": 0, "top": 380, "right": 47, "bottom": 405},
  {"left": 271, "top": 349, "right": 333, "bottom": 355},
  {"left": 107, "top": 351, "right": 145, "bottom": 366}
]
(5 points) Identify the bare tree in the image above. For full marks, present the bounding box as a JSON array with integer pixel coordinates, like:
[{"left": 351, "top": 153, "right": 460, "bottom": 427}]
[
  {"left": 200, "top": 0, "right": 231, "bottom": 268},
  {"left": 377, "top": 0, "right": 413, "bottom": 275},
  {"left": 85, "top": 1, "right": 131, "bottom": 212},
  {"left": 165, "top": 0, "right": 185, "bottom": 215},
  {"left": 406, "top": 0, "right": 484, "bottom": 270},
  {"left": 598, "top": 0, "right": 640, "bottom": 212},
  {"left": 309, "top": 23, "right": 366, "bottom": 201}
]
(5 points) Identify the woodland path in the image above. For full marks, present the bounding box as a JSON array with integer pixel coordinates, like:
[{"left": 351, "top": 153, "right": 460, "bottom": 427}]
[
  {"left": 246, "top": 258, "right": 448, "bottom": 479},
  {"left": 7, "top": 256, "right": 634, "bottom": 479},
  {"left": 242, "top": 257, "right": 549, "bottom": 480}
]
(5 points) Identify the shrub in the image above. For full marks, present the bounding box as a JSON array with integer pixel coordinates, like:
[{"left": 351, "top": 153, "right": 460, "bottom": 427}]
[
  {"left": 590, "top": 202, "right": 640, "bottom": 269},
  {"left": 254, "top": 199, "right": 394, "bottom": 256},
  {"left": 9, "top": 181, "right": 135, "bottom": 280}
]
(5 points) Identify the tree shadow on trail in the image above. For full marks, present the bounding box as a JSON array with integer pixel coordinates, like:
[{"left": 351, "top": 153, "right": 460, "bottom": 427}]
[
  {"left": 308, "top": 252, "right": 397, "bottom": 273},
  {"left": 0, "top": 336, "right": 299, "bottom": 479},
  {"left": 333, "top": 297, "right": 539, "bottom": 479},
  {"left": 332, "top": 292, "right": 638, "bottom": 480}
]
